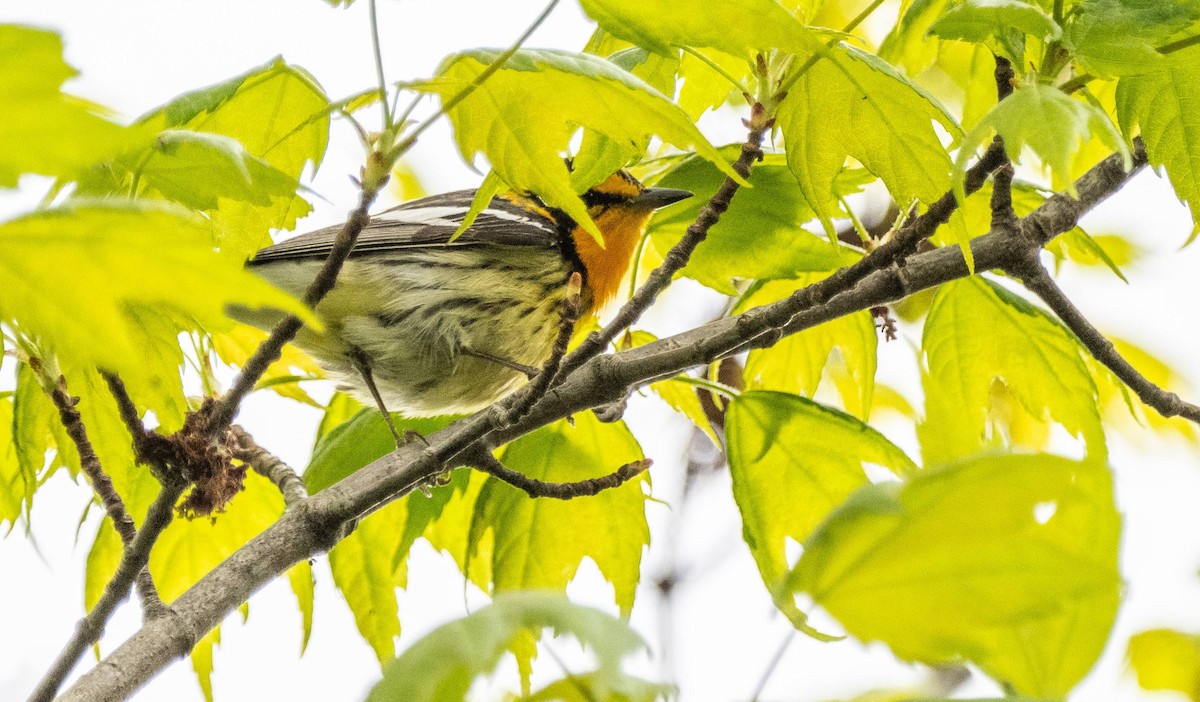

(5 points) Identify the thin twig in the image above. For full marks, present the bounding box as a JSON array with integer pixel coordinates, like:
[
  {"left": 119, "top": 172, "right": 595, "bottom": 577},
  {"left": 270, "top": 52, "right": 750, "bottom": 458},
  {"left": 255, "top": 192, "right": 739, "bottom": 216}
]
[
  {"left": 101, "top": 372, "right": 148, "bottom": 455},
  {"left": 1016, "top": 264, "right": 1200, "bottom": 425},
  {"left": 989, "top": 56, "right": 1018, "bottom": 233},
  {"left": 749, "top": 630, "right": 796, "bottom": 701},
  {"left": 467, "top": 448, "right": 650, "bottom": 500},
  {"left": 27, "top": 480, "right": 183, "bottom": 702},
  {"left": 206, "top": 183, "right": 382, "bottom": 434},
  {"left": 229, "top": 425, "right": 308, "bottom": 507},
  {"left": 367, "top": 0, "right": 391, "bottom": 129},
  {"left": 773, "top": 0, "right": 889, "bottom": 99},
  {"left": 47, "top": 372, "right": 162, "bottom": 615}
]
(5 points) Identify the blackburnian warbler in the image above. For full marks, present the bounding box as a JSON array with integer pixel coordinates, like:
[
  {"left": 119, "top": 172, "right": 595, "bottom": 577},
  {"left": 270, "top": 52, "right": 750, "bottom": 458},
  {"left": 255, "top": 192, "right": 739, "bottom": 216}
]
[{"left": 238, "top": 170, "right": 691, "bottom": 418}]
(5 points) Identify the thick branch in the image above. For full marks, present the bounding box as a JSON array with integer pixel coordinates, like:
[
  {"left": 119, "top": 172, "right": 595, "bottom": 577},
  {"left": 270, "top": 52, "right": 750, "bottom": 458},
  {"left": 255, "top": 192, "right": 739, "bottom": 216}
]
[
  {"left": 229, "top": 426, "right": 308, "bottom": 507},
  {"left": 1016, "top": 264, "right": 1200, "bottom": 424},
  {"left": 206, "top": 179, "right": 384, "bottom": 433},
  {"left": 58, "top": 144, "right": 1148, "bottom": 702},
  {"left": 468, "top": 449, "right": 651, "bottom": 499}
]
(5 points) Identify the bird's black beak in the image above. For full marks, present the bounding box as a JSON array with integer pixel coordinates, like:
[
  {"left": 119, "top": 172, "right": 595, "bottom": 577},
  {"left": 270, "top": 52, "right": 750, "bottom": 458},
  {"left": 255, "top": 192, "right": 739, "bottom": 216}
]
[{"left": 633, "top": 187, "right": 693, "bottom": 209}]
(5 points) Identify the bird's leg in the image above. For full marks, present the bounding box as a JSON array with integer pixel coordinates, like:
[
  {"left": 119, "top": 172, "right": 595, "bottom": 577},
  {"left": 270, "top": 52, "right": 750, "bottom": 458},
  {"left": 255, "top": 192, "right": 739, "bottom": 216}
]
[
  {"left": 461, "top": 348, "right": 539, "bottom": 379},
  {"left": 348, "top": 346, "right": 406, "bottom": 449}
]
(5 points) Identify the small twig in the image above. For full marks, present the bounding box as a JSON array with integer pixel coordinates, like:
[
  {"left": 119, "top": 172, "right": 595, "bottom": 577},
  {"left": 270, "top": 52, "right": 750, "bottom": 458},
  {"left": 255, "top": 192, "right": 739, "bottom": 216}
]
[
  {"left": 26, "top": 480, "right": 183, "bottom": 702},
  {"left": 367, "top": 0, "right": 391, "bottom": 129},
  {"left": 49, "top": 372, "right": 162, "bottom": 615},
  {"left": 101, "top": 372, "right": 149, "bottom": 456},
  {"left": 229, "top": 425, "right": 308, "bottom": 507},
  {"left": 207, "top": 182, "right": 383, "bottom": 434},
  {"left": 503, "top": 271, "right": 582, "bottom": 419},
  {"left": 749, "top": 630, "right": 796, "bottom": 701},
  {"left": 467, "top": 448, "right": 650, "bottom": 500},
  {"left": 1017, "top": 264, "right": 1200, "bottom": 425},
  {"left": 989, "top": 56, "right": 1018, "bottom": 233}
]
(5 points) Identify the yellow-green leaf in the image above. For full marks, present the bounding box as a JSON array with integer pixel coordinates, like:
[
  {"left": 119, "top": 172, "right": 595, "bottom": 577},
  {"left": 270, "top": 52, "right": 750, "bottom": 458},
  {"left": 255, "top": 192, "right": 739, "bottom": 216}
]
[
  {"left": 955, "top": 79, "right": 1128, "bottom": 201},
  {"left": 1127, "top": 628, "right": 1200, "bottom": 700},
  {"left": 789, "top": 453, "right": 1121, "bottom": 698},
  {"left": 0, "top": 395, "right": 23, "bottom": 530},
  {"left": 579, "top": 0, "right": 822, "bottom": 58},
  {"left": 739, "top": 278, "right": 877, "bottom": 418},
  {"left": 366, "top": 592, "right": 647, "bottom": 702},
  {"left": 427, "top": 48, "right": 741, "bottom": 241},
  {"left": 469, "top": 414, "right": 649, "bottom": 614},
  {"left": 286, "top": 560, "right": 315, "bottom": 655},
  {"left": 0, "top": 201, "right": 314, "bottom": 396},
  {"left": 919, "top": 276, "right": 1105, "bottom": 466},
  {"left": 777, "top": 43, "right": 961, "bottom": 238},
  {"left": 1116, "top": 46, "right": 1200, "bottom": 238},
  {"left": 727, "top": 391, "right": 916, "bottom": 630},
  {"left": 1065, "top": 0, "right": 1199, "bottom": 78},
  {"left": 329, "top": 501, "right": 407, "bottom": 664},
  {"left": 0, "top": 25, "right": 144, "bottom": 188}
]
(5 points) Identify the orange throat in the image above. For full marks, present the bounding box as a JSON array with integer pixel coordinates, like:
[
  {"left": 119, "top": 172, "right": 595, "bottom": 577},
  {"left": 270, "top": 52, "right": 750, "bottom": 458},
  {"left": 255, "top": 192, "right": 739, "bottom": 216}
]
[{"left": 571, "top": 207, "right": 654, "bottom": 314}]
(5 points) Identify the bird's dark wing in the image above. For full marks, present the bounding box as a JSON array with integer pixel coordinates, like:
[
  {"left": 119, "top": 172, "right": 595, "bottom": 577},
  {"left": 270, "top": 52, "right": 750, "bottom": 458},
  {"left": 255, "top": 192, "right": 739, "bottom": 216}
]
[{"left": 248, "top": 190, "right": 564, "bottom": 265}]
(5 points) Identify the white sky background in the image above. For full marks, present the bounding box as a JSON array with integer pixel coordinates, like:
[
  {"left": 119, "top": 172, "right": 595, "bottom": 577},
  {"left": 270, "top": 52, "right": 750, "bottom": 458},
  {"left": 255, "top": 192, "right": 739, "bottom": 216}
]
[{"left": 2, "top": 1, "right": 1200, "bottom": 700}]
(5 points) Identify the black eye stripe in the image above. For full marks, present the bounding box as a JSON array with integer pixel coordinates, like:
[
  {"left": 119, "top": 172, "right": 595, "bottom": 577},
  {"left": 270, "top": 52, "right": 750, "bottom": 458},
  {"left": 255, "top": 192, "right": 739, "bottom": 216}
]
[{"left": 582, "top": 191, "right": 631, "bottom": 207}]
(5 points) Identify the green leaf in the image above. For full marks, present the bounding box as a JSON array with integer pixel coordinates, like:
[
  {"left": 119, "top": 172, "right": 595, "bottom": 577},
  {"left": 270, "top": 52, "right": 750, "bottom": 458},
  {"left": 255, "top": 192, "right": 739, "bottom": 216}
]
[
  {"left": 726, "top": 391, "right": 916, "bottom": 631},
  {"left": 954, "top": 79, "right": 1128, "bottom": 200},
  {"left": 366, "top": 592, "right": 647, "bottom": 702},
  {"left": 578, "top": 0, "right": 822, "bottom": 58},
  {"left": 738, "top": 278, "right": 877, "bottom": 418},
  {"left": 0, "top": 201, "right": 313, "bottom": 397},
  {"left": 192, "top": 628, "right": 221, "bottom": 702},
  {"left": 789, "top": 453, "right": 1121, "bottom": 698},
  {"left": 306, "top": 409, "right": 458, "bottom": 661},
  {"left": 677, "top": 47, "right": 754, "bottom": 119},
  {"left": 133, "top": 130, "right": 301, "bottom": 211},
  {"left": 426, "top": 48, "right": 741, "bottom": 241},
  {"left": 1127, "top": 628, "right": 1200, "bottom": 699},
  {"left": 928, "top": 0, "right": 1061, "bottom": 62},
  {"left": 777, "top": 43, "right": 961, "bottom": 238},
  {"left": 649, "top": 376, "right": 721, "bottom": 447},
  {"left": 0, "top": 25, "right": 144, "bottom": 188},
  {"left": 648, "top": 151, "right": 862, "bottom": 294},
  {"left": 1116, "top": 47, "right": 1200, "bottom": 237},
  {"left": 1065, "top": 0, "right": 1200, "bottom": 78},
  {"left": 524, "top": 672, "right": 674, "bottom": 702},
  {"left": 139, "top": 58, "right": 330, "bottom": 259},
  {"left": 211, "top": 325, "right": 324, "bottom": 407},
  {"left": 879, "top": 0, "right": 954, "bottom": 76},
  {"left": 469, "top": 414, "right": 649, "bottom": 614},
  {"left": 918, "top": 276, "right": 1105, "bottom": 466}
]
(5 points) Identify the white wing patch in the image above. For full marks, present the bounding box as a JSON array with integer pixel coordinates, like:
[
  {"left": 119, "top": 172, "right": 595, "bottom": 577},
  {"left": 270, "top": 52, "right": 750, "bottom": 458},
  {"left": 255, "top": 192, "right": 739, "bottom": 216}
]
[
  {"left": 375, "top": 206, "right": 469, "bottom": 227},
  {"left": 482, "top": 207, "right": 554, "bottom": 232}
]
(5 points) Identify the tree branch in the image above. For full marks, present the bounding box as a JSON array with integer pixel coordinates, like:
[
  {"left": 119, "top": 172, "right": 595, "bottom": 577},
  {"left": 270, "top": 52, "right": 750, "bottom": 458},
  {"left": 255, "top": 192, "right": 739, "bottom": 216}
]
[
  {"left": 28, "top": 479, "right": 183, "bottom": 702},
  {"left": 57, "top": 140, "right": 1150, "bottom": 702},
  {"left": 467, "top": 449, "right": 651, "bottom": 499},
  {"left": 1015, "top": 263, "right": 1200, "bottom": 424},
  {"left": 229, "top": 425, "right": 308, "bottom": 507}
]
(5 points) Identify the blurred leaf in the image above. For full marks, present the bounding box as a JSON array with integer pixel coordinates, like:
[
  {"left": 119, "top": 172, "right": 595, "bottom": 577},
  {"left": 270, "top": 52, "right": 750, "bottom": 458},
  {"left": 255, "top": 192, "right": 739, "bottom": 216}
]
[
  {"left": 677, "top": 47, "right": 753, "bottom": 119},
  {"left": 578, "top": 0, "right": 821, "bottom": 58},
  {"left": 727, "top": 391, "right": 916, "bottom": 632},
  {"left": 132, "top": 130, "right": 301, "bottom": 211},
  {"left": 648, "top": 151, "right": 863, "bottom": 294},
  {"left": 0, "top": 201, "right": 312, "bottom": 392},
  {"left": 919, "top": 277, "right": 1105, "bottom": 466},
  {"left": 1127, "top": 628, "right": 1200, "bottom": 699},
  {"left": 955, "top": 79, "right": 1127, "bottom": 200},
  {"left": 1117, "top": 47, "right": 1200, "bottom": 239},
  {"left": 366, "top": 592, "right": 647, "bottom": 702},
  {"left": 789, "top": 453, "right": 1121, "bottom": 698},
  {"left": 879, "top": 0, "right": 953, "bottom": 76},
  {"left": 138, "top": 58, "right": 330, "bottom": 259},
  {"left": 426, "top": 48, "right": 740, "bottom": 241},
  {"left": 522, "top": 672, "right": 673, "bottom": 701},
  {"left": 650, "top": 376, "right": 721, "bottom": 446},
  {"left": 469, "top": 415, "right": 649, "bottom": 614},
  {"left": 0, "top": 395, "right": 23, "bottom": 530},
  {"left": 739, "top": 278, "right": 877, "bottom": 418},
  {"left": 1065, "top": 0, "right": 1199, "bottom": 78},
  {"left": 778, "top": 43, "right": 961, "bottom": 239},
  {"left": 0, "top": 25, "right": 144, "bottom": 188}
]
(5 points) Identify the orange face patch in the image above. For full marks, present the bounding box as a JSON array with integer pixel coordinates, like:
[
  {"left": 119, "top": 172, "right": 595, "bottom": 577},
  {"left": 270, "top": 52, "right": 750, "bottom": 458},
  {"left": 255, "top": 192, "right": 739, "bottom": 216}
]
[{"left": 571, "top": 204, "right": 654, "bottom": 314}]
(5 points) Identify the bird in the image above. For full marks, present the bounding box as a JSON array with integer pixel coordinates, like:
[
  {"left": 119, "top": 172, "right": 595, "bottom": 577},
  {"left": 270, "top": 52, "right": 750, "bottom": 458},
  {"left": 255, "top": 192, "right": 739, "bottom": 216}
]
[{"left": 235, "top": 170, "right": 692, "bottom": 428}]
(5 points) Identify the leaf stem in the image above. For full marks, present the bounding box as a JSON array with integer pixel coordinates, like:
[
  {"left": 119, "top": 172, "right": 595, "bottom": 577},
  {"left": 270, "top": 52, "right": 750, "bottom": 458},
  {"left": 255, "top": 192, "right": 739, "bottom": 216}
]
[{"left": 774, "top": 0, "right": 888, "bottom": 99}]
